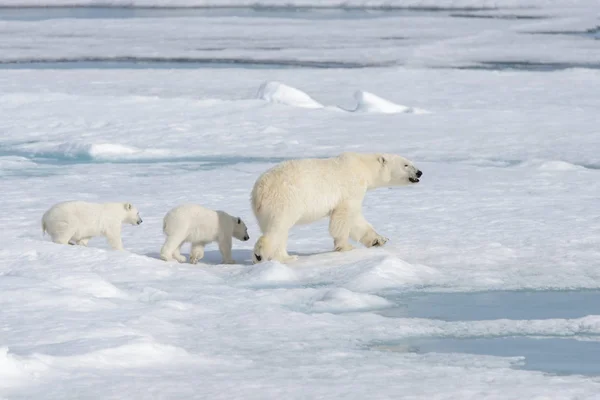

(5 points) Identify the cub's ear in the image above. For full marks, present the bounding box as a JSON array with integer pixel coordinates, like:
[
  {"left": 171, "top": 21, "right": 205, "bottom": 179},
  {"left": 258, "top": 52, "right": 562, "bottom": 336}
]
[
  {"left": 237, "top": 217, "right": 241, "bottom": 225},
  {"left": 378, "top": 155, "right": 387, "bottom": 166},
  {"left": 124, "top": 203, "right": 133, "bottom": 211}
]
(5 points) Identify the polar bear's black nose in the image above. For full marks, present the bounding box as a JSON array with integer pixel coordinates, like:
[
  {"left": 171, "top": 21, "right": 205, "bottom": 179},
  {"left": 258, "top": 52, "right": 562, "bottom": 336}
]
[
  {"left": 254, "top": 254, "right": 262, "bottom": 262},
  {"left": 416, "top": 170, "right": 423, "bottom": 178},
  {"left": 243, "top": 235, "right": 250, "bottom": 241}
]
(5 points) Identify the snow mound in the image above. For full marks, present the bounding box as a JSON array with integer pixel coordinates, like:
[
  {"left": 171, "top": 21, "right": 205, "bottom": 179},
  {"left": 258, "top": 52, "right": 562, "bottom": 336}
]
[
  {"left": 352, "top": 90, "right": 429, "bottom": 114},
  {"left": 517, "top": 159, "right": 587, "bottom": 171},
  {"left": 309, "top": 288, "right": 392, "bottom": 313},
  {"left": 237, "top": 261, "right": 299, "bottom": 287},
  {"left": 36, "top": 339, "right": 195, "bottom": 369},
  {"left": 59, "top": 142, "right": 169, "bottom": 161},
  {"left": 343, "top": 256, "right": 438, "bottom": 292},
  {"left": 52, "top": 273, "right": 129, "bottom": 299},
  {"left": 537, "top": 160, "right": 585, "bottom": 171},
  {"left": 12, "top": 142, "right": 171, "bottom": 162},
  {"left": 255, "top": 82, "right": 428, "bottom": 114},
  {"left": 0, "top": 347, "right": 48, "bottom": 389},
  {"left": 257, "top": 81, "right": 323, "bottom": 109}
]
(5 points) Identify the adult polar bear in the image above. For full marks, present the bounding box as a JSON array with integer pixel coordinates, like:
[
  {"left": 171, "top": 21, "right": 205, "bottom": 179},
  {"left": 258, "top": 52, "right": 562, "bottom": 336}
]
[{"left": 251, "top": 152, "right": 422, "bottom": 264}]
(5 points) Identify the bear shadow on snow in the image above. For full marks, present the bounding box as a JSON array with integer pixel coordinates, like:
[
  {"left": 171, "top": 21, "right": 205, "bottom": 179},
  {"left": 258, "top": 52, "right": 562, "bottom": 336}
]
[{"left": 145, "top": 248, "right": 253, "bottom": 265}]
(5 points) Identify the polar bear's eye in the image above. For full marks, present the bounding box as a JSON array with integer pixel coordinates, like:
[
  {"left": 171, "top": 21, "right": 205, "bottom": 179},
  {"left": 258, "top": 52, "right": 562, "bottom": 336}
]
[
  {"left": 237, "top": 218, "right": 241, "bottom": 224},
  {"left": 404, "top": 164, "right": 408, "bottom": 168}
]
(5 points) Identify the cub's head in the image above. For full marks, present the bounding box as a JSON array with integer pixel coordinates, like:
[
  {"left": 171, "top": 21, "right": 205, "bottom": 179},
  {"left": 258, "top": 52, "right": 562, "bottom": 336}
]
[
  {"left": 123, "top": 203, "right": 143, "bottom": 225},
  {"left": 232, "top": 217, "right": 250, "bottom": 242},
  {"left": 375, "top": 153, "right": 422, "bottom": 187}
]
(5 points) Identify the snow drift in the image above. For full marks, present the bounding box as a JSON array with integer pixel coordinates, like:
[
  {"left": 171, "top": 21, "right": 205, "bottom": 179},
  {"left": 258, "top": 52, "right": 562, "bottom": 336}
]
[
  {"left": 257, "top": 81, "right": 428, "bottom": 114},
  {"left": 352, "top": 91, "right": 429, "bottom": 114},
  {"left": 8, "top": 142, "right": 171, "bottom": 162},
  {"left": 257, "top": 81, "right": 324, "bottom": 109}
]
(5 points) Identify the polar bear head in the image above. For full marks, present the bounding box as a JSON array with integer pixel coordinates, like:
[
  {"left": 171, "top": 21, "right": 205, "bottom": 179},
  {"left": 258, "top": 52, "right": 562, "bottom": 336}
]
[
  {"left": 123, "top": 203, "right": 143, "bottom": 225},
  {"left": 232, "top": 216, "right": 250, "bottom": 241},
  {"left": 374, "top": 153, "right": 422, "bottom": 187}
]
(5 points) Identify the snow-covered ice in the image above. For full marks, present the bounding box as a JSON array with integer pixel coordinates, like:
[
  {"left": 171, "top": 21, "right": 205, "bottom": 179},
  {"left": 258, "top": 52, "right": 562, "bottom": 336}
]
[
  {"left": 257, "top": 81, "right": 324, "bottom": 109},
  {"left": 352, "top": 90, "right": 429, "bottom": 114},
  {"left": 1, "top": 3, "right": 600, "bottom": 399}
]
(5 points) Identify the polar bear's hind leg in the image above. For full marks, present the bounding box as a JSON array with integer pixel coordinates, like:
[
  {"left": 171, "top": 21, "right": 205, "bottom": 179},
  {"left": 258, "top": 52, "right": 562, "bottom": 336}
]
[
  {"left": 189, "top": 242, "right": 205, "bottom": 264},
  {"left": 161, "top": 234, "right": 187, "bottom": 262}
]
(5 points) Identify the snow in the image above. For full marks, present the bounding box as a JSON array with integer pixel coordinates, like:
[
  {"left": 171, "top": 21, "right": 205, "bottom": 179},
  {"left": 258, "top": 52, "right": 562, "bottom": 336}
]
[
  {"left": 256, "top": 81, "right": 427, "bottom": 113},
  {"left": 0, "top": 0, "right": 597, "bottom": 8},
  {"left": 352, "top": 90, "right": 429, "bottom": 114},
  {"left": 1, "top": 3, "right": 600, "bottom": 399},
  {"left": 257, "top": 81, "right": 324, "bottom": 109}
]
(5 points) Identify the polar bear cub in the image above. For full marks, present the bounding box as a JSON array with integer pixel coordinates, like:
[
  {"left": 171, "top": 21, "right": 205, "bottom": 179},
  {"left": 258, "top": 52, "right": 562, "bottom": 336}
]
[
  {"left": 251, "top": 152, "right": 423, "bottom": 264},
  {"left": 42, "top": 201, "right": 143, "bottom": 250},
  {"left": 160, "top": 204, "right": 250, "bottom": 265}
]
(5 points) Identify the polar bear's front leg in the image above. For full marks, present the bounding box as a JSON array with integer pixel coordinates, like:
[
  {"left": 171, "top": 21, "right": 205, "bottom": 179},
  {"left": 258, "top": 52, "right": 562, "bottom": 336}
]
[
  {"left": 171, "top": 245, "right": 187, "bottom": 263},
  {"left": 218, "top": 235, "right": 235, "bottom": 264},
  {"left": 189, "top": 242, "right": 205, "bottom": 264},
  {"left": 350, "top": 213, "right": 388, "bottom": 248},
  {"left": 329, "top": 203, "right": 358, "bottom": 252},
  {"left": 105, "top": 227, "right": 124, "bottom": 251}
]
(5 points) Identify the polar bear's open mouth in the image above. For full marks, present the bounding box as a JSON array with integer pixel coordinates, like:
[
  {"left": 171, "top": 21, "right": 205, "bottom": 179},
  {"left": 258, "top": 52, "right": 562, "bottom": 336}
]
[{"left": 409, "top": 178, "right": 420, "bottom": 183}]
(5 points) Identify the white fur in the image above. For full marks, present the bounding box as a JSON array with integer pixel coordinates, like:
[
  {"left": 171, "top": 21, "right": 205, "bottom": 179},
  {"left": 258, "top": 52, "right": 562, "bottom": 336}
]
[
  {"left": 42, "top": 201, "right": 143, "bottom": 250},
  {"left": 160, "top": 204, "right": 250, "bottom": 265},
  {"left": 250, "top": 152, "right": 422, "bottom": 263}
]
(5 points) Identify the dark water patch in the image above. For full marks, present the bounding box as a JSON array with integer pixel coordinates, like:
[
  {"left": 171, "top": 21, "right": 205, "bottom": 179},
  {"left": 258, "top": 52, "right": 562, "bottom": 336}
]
[
  {"left": 9, "top": 335, "right": 142, "bottom": 357},
  {"left": 379, "top": 36, "right": 407, "bottom": 41},
  {"left": 450, "top": 13, "right": 547, "bottom": 20},
  {"left": 372, "top": 337, "right": 600, "bottom": 376},
  {"left": 531, "top": 26, "right": 600, "bottom": 40},
  {"left": 0, "top": 57, "right": 389, "bottom": 70},
  {"left": 376, "top": 290, "right": 600, "bottom": 321},
  {"left": 0, "top": 152, "right": 291, "bottom": 166},
  {"left": 0, "top": 169, "right": 57, "bottom": 178},
  {"left": 0, "top": 5, "right": 494, "bottom": 21},
  {"left": 431, "top": 157, "right": 598, "bottom": 171},
  {"left": 456, "top": 61, "right": 600, "bottom": 71},
  {"left": 580, "top": 163, "right": 600, "bottom": 170},
  {"left": 416, "top": 156, "right": 524, "bottom": 168}
]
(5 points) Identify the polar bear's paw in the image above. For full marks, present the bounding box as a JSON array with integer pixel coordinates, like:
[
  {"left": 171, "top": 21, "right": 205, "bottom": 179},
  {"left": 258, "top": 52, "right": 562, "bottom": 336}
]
[
  {"left": 370, "top": 236, "right": 389, "bottom": 247},
  {"left": 334, "top": 242, "right": 355, "bottom": 252},
  {"left": 189, "top": 256, "right": 200, "bottom": 264},
  {"left": 174, "top": 254, "right": 187, "bottom": 263}
]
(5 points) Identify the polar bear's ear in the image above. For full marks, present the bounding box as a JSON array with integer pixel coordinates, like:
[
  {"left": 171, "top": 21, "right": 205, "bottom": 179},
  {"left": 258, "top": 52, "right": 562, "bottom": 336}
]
[
  {"left": 124, "top": 203, "right": 132, "bottom": 211},
  {"left": 378, "top": 155, "right": 387, "bottom": 166}
]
